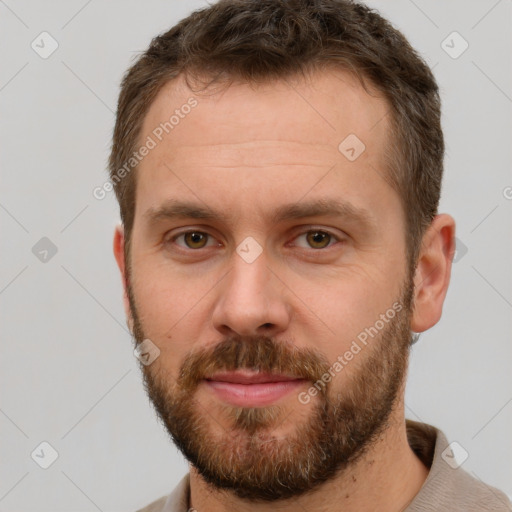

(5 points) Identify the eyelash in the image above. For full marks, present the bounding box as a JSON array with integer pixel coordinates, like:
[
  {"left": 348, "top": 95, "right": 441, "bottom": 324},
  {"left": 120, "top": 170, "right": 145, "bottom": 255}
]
[{"left": 166, "top": 228, "right": 343, "bottom": 252}]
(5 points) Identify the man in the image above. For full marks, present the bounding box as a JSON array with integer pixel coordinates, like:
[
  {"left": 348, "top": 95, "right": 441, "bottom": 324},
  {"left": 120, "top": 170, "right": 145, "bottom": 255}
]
[{"left": 109, "top": 0, "right": 511, "bottom": 510}]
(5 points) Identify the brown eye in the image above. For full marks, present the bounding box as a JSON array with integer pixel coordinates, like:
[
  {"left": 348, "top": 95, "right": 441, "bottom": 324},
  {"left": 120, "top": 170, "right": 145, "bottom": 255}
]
[
  {"left": 305, "top": 230, "right": 333, "bottom": 249},
  {"left": 182, "top": 231, "right": 209, "bottom": 249}
]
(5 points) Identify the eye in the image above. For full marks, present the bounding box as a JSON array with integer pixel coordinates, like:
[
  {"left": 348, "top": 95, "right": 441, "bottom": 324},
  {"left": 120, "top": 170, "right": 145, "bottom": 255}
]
[
  {"left": 171, "top": 230, "right": 218, "bottom": 250},
  {"left": 293, "top": 229, "right": 340, "bottom": 250},
  {"left": 165, "top": 228, "right": 342, "bottom": 254}
]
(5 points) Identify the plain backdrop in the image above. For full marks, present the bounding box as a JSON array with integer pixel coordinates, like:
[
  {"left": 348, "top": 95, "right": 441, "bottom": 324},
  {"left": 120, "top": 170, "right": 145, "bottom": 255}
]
[{"left": 1, "top": 1, "right": 511, "bottom": 510}]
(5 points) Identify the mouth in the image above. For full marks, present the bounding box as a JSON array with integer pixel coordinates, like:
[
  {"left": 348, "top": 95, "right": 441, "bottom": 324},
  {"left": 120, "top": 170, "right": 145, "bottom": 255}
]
[
  {"left": 203, "top": 371, "right": 307, "bottom": 407},
  {"left": 205, "top": 370, "right": 303, "bottom": 384}
]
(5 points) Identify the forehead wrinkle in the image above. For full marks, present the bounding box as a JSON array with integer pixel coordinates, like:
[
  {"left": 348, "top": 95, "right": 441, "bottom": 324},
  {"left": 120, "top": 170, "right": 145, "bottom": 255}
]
[{"left": 155, "top": 139, "right": 342, "bottom": 169}]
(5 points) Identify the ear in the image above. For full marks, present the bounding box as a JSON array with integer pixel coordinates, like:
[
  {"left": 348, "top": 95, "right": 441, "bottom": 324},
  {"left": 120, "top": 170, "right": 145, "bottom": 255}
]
[
  {"left": 410, "top": 214, "right": 456, "bottom": 333},
  {"left": 113, "top": 224, "right": 134, "bottom": 334}
]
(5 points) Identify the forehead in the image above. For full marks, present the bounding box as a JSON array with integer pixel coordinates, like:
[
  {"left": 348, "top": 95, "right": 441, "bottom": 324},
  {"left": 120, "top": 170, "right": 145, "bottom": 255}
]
[
  {"left": 134, "top": 67, "right": 396, "bottom": 227},
  {"left": 140, "top": 68, "right": 389, "bottom": 155}
]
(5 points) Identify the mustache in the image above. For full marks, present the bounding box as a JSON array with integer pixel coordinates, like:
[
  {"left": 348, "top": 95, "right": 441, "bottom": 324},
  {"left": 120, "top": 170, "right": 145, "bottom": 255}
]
[{"left": 175, "top": 334, "right": 332, "bottom": 393}]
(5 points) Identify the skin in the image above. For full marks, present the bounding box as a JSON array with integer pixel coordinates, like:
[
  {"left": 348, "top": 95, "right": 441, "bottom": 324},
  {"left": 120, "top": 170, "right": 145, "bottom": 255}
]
[{"left": 113, "top": 68, "right": 456, "bottom": 511}]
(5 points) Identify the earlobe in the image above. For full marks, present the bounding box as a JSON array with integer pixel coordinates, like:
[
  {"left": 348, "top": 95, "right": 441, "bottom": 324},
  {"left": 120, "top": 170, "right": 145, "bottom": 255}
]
[{"left": 410, "top": 214, "right": 456, "bottom": 334}]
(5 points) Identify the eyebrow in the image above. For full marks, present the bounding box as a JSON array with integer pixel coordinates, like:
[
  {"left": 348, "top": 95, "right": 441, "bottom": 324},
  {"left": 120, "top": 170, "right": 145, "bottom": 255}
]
[{"left": 143, "top": 198, "right": 376, "bottom": 231}]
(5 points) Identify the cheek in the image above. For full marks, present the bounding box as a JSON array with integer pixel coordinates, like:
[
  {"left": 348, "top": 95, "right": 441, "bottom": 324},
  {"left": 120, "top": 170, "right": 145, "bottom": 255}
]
[
  {"left": 290, "top": 267, "right": 395, "bottom": 346},
  {"left": 130, "top": 260, "right": 218, "bottom": 341},
  {"left": 133, "top": 278, "right": 190, "bottom": 329},
  {"left": 130, "top": 277, "right": 202, "bottom": 376}
]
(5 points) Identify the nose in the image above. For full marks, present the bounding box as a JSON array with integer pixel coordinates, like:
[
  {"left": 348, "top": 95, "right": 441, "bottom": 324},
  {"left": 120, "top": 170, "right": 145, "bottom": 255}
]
[{"left": 211, "top": 248, "right": 291, "bottom": 338}]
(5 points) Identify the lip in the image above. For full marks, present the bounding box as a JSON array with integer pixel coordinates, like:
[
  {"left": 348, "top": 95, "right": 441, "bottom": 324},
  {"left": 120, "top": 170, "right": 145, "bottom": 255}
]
[
  {"left": 206, "top": 371, "right": 301, "bottom": 384},
  {"left": 203, "top": 371, "right": 306, "bottom": 407}
]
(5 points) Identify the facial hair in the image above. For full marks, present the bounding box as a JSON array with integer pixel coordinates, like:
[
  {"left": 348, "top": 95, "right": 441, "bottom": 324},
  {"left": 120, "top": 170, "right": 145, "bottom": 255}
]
[{"left": 127, "top": 273, "right": 414, "bottom": 502}]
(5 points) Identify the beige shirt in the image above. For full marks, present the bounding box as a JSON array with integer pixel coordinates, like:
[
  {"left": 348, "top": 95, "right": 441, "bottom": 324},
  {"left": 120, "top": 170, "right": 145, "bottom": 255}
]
[{"left": 136, "top": 420, "right": 512, "bottom": 512}]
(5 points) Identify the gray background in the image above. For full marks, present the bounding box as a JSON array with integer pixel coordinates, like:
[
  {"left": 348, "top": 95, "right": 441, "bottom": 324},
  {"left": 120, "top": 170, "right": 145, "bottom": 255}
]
[{"left": 0, "top": 0, "right": 511, "bottom": 510}]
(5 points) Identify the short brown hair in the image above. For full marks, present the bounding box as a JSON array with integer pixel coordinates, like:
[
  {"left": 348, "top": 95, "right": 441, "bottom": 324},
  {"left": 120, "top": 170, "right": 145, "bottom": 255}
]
[{"left": 109, "top": 0, "right": 444, "bottom": 273}]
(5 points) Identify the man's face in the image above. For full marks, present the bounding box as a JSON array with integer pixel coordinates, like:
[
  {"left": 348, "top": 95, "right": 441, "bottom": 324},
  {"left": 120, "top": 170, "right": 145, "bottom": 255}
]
[{"left": 123, "top": 69, "right": 414, "bottom": 501}]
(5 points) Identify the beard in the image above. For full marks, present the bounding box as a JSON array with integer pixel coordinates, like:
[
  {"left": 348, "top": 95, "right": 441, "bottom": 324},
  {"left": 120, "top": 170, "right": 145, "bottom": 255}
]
[{"left": 126, "top": 271, "right": 415, "bottom": 502}]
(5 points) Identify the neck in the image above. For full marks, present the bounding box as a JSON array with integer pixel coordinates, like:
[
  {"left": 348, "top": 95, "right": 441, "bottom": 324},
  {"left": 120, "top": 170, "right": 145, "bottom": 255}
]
[{"left": 188, "top": 406, "right": 429, "bottom": 512}]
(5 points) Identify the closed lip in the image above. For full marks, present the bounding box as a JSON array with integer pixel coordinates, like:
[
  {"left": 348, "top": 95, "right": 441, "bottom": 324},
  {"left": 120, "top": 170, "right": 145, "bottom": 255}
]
[{"left": 205, "top": 371, "right": 303, "bottom": 384}]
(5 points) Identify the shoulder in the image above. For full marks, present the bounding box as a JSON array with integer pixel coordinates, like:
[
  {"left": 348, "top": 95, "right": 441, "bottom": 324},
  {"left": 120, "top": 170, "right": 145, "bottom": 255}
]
[
  {"left": 412, "top": 463, "right": 512, "bottom": 511},
  {"left": 406, "top": 420, "right": 512, "bottom": 511}
]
